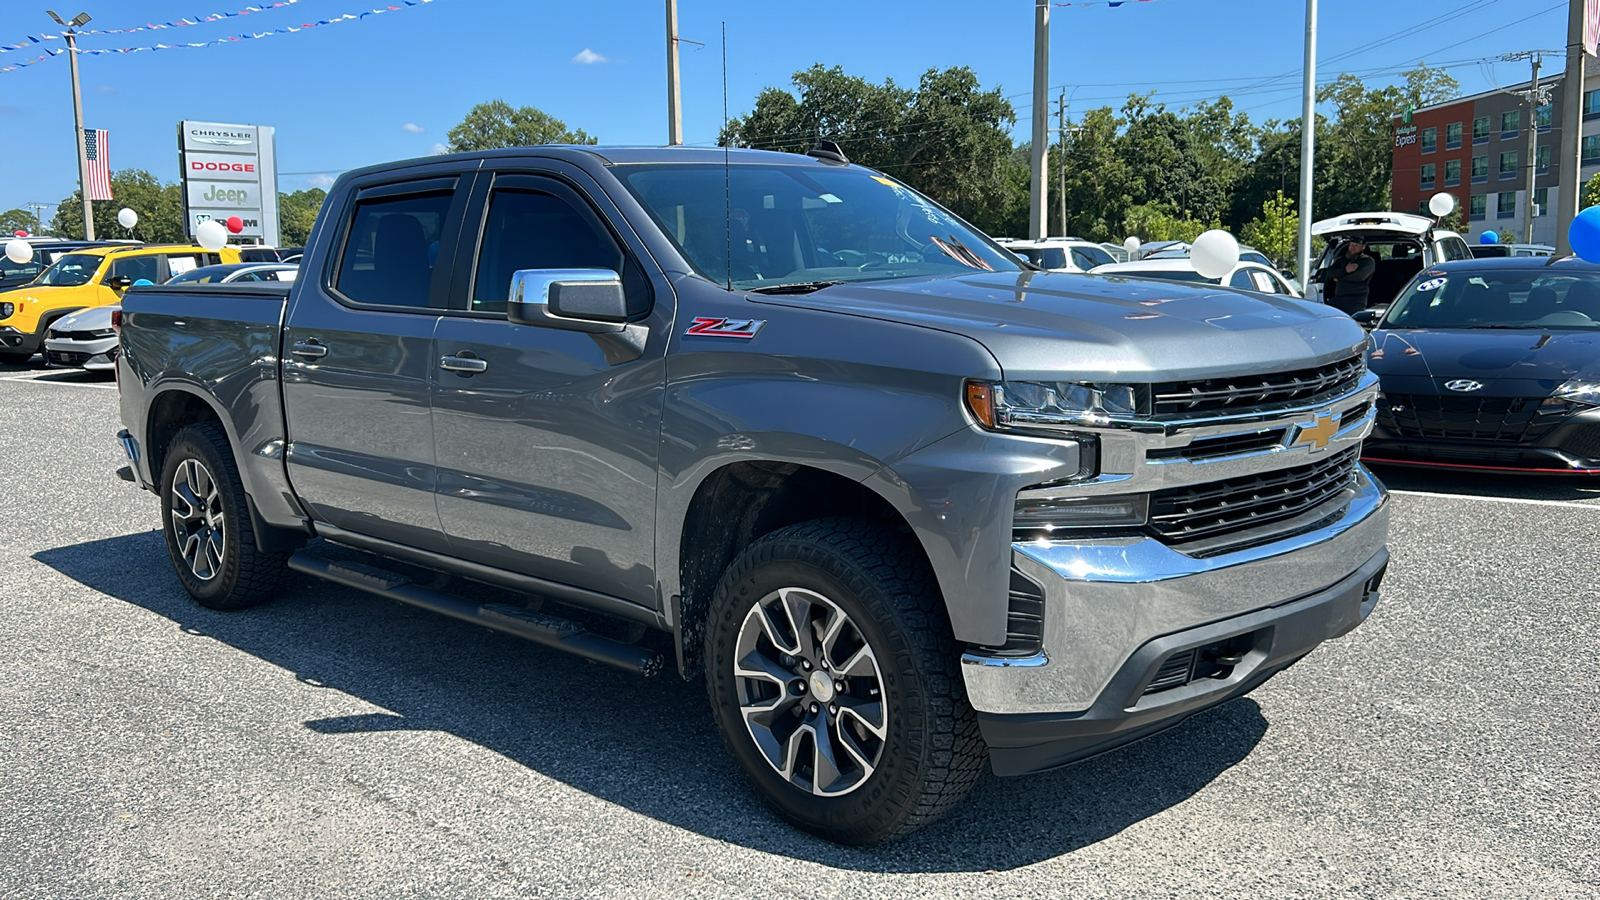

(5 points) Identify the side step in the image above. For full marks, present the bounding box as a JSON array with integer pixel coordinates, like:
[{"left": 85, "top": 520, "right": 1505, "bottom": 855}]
[{"left": 287, "top": 551, "right": 663, "bottom": 676}]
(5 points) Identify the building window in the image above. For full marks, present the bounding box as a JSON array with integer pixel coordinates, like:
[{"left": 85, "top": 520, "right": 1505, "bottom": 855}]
[
  {"left": 1584, "top": 134, "right": 1600, "bottom": 163},
  {"left": 1586, "top": 89, "right": 1600, "bottom": 119},
  {"left": 1444, "top": 159, "right": 1461, "bottom": 186},
  {"left": 1497, "top": 192, "right": 1518, "bottom": 218},
  {"left": 1445, "top": 121, "right": 1463, "bottom": 149},
  {"left": 1420, "top": 163, "right": 1436, "bottom": 189},
  {"left": 1472, "top": 155, "right": 1489, "bottom": 183},
  {"left": 1421, "top": 127, "right": 1437, "bottom": 153},
  {"left": 1499, "top": 150, "right": 1519, "bottom": 178},
  {"left": 1537, "top": 144, "right": 1551, "bottom": 172},
  {"left": 1534, "top": 186, "right": 1549, "bottom": 216},
  {"left": 1470, "top": 194, "right": 1487, "bottom": 220},
  {"left": 1501, "top": 110, "right": 1521, "bottom": 137},
  {"left": 1473, "top": 116, "right": 1491, "bottom": 142},
  {"left": 1536, "top": 103, "right": 1553, "bottom": 130}
]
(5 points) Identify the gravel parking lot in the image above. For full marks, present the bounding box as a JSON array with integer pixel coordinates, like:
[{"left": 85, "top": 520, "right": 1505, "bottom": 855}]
[{"left": 1, "top": 366, "right": 1597, "bottom": 899}]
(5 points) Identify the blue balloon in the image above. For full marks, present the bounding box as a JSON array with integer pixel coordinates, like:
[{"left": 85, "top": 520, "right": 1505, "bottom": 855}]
[
  {"left": 1480, "top": 230, "right": 1499, "bottom": 245},
  {"left": 132, "top": 278, "right": 154, "bottom": 286},
  {"left": 1570, "top": 206, "right": 1600, "bottom": 263}
]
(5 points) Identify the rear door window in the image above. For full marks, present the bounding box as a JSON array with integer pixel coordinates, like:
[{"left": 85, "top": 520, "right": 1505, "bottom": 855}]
[
  {"left": 163, "top": 254, "right": 201, "bottom": 278},
  {"left": 334, "top": 188, "right": 455, "bottom": 308},
  {"left": 1228, "top": 268, "right": 1256, "bottom": 289},
  {"left": 108, "top": 255, "right": 161, "bottom": 284}
]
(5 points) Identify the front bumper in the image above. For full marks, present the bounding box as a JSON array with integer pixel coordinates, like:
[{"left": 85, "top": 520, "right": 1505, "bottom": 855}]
[
  {"left": 1364, "top": 405, "right": 1600, "bottom": 474},
  {"left": 43, "top": 335, "right": 117, "bottom": 371},
  {"left": 961, "top": 465, "right": 1388, "bottom": 774},
  {"left": 0, "top": 325, "right": 44, "bottom": 356}
]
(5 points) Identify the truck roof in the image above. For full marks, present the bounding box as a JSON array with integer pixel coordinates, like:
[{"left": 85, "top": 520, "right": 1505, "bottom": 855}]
[{"left": 340, "top": 145, "right": 859, "bottom": 182}]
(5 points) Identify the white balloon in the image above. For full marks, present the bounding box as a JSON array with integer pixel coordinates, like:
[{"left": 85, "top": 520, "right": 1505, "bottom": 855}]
[
  {"left": 117, "top": 207, "right": 138, "bottom": 229},
  {"left": 4, "top": 238, "right": 31, "bottom": 265},
  {"left": 1123, "top": 236, "right": 1141, "bottom": 255},
  {"left": 195, "top": 220, "right": 228, "bottom": 251},
  {"left": 1428, "top": 192, "right": 1457, "bottom": 218},
  {"left": 1191, "top": 229, "right": 1241, "bottom": 281}
]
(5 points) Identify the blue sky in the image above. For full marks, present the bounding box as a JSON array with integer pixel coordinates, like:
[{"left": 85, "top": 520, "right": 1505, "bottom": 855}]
[{"left": 0, "top": 0, "right": 1572, "bottom": 219}]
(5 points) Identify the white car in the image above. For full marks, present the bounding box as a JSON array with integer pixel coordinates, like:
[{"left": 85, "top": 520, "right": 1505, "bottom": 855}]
[
  {"left": 1306, "top": 212, "right": 1472, "bottom": 308},
  {"left": 1089, "top": 257, "right": 1303, "bottom": 298},
  {"left": 1007, "top": 238, "right": 1118, "bottom": 273},
  {"left": 44, "top": 263, "right": 296, "bottom": 372},
  {"left": 1143, "top": 243, "right": 1275, "bottom": 267}
]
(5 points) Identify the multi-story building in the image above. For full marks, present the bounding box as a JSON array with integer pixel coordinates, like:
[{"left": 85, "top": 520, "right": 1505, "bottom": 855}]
[{"left": 1392, "top": 74, "right": 1565, "bottom": 246}]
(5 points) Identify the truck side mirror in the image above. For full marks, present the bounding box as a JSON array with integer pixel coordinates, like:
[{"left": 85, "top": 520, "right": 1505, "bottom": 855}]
[
  {"left": 507, "top": 269, "right": 628, "bottom": 334},
  {"left": 1350, "top": 308, "right": 1382, "bottom": 329}
]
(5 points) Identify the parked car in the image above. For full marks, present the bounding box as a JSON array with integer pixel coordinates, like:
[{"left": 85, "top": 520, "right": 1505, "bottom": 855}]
[
  {"left": 117, "top": 145, "right": 1387, "bottom": 845},
  {"left": 1144, "top": 243, "right": 1274, "bottom": 267},
  {"left": 44, "top": 264, "right": 297, "bottom": 372},
  {"left": 237, "top": 246, "right": 305, "bottom": 263},
  {"left": 1306, "top": 212, "right": 1472, "bottom": 310},
  {"left": 1357, "top": 256, "right": 1600, "bottom": 473},
  {"left": 1089, "top": 257, "right": 1303, "bottom": 297},
  {"left": 0, "top": 243, "right": 239, "bottom": 365},
  {"left": 1007, "top": 238, "right": 1117, "bottom": 272},
  {"left": 1468, "top": 243, "right": 1554, "bottom": 259}
]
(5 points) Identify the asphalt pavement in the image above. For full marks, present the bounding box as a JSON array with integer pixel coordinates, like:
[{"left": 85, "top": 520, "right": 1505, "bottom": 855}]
[{"left": 0, "top": 365, "right": 1596, "bottom": 899}]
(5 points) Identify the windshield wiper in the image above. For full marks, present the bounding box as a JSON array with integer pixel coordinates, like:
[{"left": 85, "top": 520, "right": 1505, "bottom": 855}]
[{"left": 747, "top": 280, "right": 850, "bottom": 295}]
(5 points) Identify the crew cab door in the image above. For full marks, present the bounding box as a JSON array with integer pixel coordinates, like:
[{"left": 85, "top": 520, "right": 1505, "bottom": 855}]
[
  {"left": 429, "top": 168, "right": 670, "bottom": 609},
  {"left": 281, "top": 167, "right": 474, "bottom": 553}
]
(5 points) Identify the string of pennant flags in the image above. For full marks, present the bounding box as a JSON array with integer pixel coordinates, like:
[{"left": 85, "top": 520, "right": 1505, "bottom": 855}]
[
  {"left": 1052, "top": 1, "right": 1161, "bottom": 6},
  {"left": 1, "top": 0, "right": 435, "bottom": 73}
]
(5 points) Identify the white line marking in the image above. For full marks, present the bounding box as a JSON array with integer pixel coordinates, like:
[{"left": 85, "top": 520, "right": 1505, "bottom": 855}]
[
  {"left": 0, "top": 375, "right": 116, "bottom": 389},
  {"left": 1389, "top": 489, "right": 1600, "bottom": 509}
]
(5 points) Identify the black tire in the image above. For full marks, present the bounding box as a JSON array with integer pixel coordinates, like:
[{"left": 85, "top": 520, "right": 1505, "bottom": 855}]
[
  {"left": 705, "top": 517, "right": 986, "bottom": 845},
  {"left": 0, "top": 351, "right": 33, "bottom": 365},
  {"left": 158, "top": 422, "right": 288, "bottom": 610}
]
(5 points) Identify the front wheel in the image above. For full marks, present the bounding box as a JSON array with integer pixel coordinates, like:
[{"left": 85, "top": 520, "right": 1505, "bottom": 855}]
[
  {"left": 158, "top": 422, "right": 288, "bottom": 609},
  {"left": 705, "top": 518, "right": 986, "bottom": 844}
]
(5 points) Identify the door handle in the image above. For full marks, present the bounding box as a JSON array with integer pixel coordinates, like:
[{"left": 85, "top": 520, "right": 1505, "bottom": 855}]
[
  {"left": 290, "top": 340, "right": 328, "bottom": 359},
  {"left": 439, "top": 354, "right": 488, "bottom": 374}
]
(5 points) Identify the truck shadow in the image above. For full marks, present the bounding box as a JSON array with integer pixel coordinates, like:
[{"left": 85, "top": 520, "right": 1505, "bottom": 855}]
[
  {"left": 1368, "top": 462, "right": 1600, "bottom": 502},
  {"left": 35, "top": 530, "right": 1268, "bottom": 873}
]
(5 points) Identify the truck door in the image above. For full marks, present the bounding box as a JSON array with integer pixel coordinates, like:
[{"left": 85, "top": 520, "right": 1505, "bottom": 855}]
[
  {"left": 429, "top": 169, "right": 669, "bottom": 610},
  {"left": 281, "top": 170, "right": 474, "bottom": 554}
]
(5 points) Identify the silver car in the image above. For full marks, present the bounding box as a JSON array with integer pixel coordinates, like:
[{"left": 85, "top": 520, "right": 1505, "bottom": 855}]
[{"left": 44, "top": 263, "right": 296, "bottom": 371}]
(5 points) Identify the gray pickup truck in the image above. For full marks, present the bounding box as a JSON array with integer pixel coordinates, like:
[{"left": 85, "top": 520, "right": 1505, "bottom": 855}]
[{"left": 116, "top": 145, "right": 1389, "bottom": 845}]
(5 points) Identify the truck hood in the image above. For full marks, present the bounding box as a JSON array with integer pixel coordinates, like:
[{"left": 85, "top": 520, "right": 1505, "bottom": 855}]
[
  {"left": 1369, "top": 327, "right": 1600, "bottom": 395},
  {"left": 751, "top": 271, "right": 1368, "bottom": 381}
]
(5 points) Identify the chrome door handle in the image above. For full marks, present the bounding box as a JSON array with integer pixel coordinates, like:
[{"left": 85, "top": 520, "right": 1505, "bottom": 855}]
[
  {"left": 290, "top": 340, "right": 328, "bottom": 359},
  {"left": 439, "top": 355, "right": 488, "bottom": 374}
]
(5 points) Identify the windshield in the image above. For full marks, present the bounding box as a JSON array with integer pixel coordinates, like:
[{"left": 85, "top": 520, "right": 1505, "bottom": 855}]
[
  {"left": 1384, "top": 268, "right": 1600, "bottom": 330},
  {"left": 616, "top": 163, "right": 1020, "bottom": 291},
  {"left": 34, "top": 253, "right": 104, "bottom": 287}
]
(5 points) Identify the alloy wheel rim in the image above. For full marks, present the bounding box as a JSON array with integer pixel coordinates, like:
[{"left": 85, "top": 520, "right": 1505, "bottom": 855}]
[
  {"left": 170, "top": 458, "right": 226, "bottom": 582},
  {"left": 733, "top": 587, "right": 888, "bottom": 797}
]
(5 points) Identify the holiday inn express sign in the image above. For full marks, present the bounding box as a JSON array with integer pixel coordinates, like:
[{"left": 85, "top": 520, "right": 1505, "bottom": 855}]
[{"left": 178, "top": 121, "right": 280, "bottom": 244}]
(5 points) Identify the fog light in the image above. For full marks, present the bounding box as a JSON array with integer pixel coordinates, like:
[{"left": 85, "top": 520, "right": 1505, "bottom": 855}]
[{"left": 1013, "top": 493, "right": 1148, "bottom": 540}]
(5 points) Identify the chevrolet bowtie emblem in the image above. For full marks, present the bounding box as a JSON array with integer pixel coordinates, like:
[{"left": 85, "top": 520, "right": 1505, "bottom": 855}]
[{"left": 1289, "top": 411, "right": 1339, "bottom": 453}]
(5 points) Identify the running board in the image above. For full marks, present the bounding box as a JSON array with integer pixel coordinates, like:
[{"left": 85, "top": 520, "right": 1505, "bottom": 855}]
[{"left": 287, "top": 551, "right": 663, "bottom": 677}]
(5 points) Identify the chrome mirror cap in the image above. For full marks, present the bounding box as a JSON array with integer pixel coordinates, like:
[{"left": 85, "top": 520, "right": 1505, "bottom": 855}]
[{"left": 507, "top": 268, "right": 627, "bottom": 333}]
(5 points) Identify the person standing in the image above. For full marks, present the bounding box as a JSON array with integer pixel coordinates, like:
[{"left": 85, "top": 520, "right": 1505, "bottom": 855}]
[{"left": 1325, "top": 235, "right": 1376, "bottom": 315}]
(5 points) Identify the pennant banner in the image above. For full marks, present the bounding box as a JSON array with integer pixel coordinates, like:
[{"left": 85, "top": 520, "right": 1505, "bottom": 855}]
[
  {"left": 1052, "top": 1, "right": 1160, "bottom": 6},
  {"left": 2, "top": 1, "right": 435, "bottom": 73},
  {"left": 3, "top": 1, "right": 304, "bottom": 48}
]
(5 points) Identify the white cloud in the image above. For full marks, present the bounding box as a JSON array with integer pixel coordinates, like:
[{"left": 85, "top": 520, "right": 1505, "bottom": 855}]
[
  {"left": 402, "top": 122, "right": 425, "bottom": 133},
  {"left": 431, "top": 142, "right": 449, "bottom": 156},
  {"left": 307, "top": 174, "right": 336, "bottom": 189},
  {"left": 571, "top": 48, "right": 607, "bottom": 65}
]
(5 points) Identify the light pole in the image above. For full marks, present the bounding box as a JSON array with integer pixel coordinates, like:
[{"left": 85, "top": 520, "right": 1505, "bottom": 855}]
[
  {"left": 666, "top": 0, "right": 682, "bottom": 145},
  {"left": 1029, "top": 0, "right": 1049, "bottom": 240},
  {"left": 47, "top": 9, "right": 94, "bottom": 240},
  {"left": 1296, "top": 0, "right": 1317, "bottom": 286}
]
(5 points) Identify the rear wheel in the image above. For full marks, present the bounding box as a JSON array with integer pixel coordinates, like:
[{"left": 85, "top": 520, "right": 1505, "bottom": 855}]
[
  {"left": 158, "top": 422, "right": 288, "bottom": 609},
  {"left": 705, "top": 518, "right": 986, "bottom": 844}
]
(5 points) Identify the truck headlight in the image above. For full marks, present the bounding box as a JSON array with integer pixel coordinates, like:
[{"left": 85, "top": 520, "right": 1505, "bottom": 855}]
[
  {"left": 1554, "top": 379, "right": 1600, "bottom": 406},
  {"left": 965, "top": 379, "right": 1143, "bottom": 432},
  {"left": 1014, "top": 492, "right": 1149, "bottom": 541}
]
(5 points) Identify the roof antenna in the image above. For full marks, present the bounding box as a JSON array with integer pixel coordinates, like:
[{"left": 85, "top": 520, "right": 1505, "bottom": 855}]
[{"left": 722, "top": 21, "right": 731, "bottom": 292}]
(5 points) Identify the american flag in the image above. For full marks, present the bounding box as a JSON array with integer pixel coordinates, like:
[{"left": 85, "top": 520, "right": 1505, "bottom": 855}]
[{"left": 83, "top": 128, "right": 112, "bottom": 201}]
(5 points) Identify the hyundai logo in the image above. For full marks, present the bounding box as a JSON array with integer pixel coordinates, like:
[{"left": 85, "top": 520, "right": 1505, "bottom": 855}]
[{"left": 1444, "top": 379, "right": 1485, "bottom": 392}]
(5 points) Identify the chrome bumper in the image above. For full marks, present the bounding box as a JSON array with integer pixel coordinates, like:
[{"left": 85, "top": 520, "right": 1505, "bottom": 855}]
[{"left": 960, "top": 465, "right": 1389, "bottom": 715}]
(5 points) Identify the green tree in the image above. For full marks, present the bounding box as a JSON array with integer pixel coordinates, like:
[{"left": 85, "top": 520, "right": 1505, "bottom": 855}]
[
  {"left": 1582, "top": 171, "right": 1600, "bottom": 210},
  {"left": 1402, "top": 62, "right": 1462, "bottom": 111},
  {"left": 52, "top": 169, "right": 186, "bottom": 242},
  {"left": 445, "top": 100, "right": 596, "bottom": 152},
  {"left": 1123, "top": 202, "right": 1217, "bottom": 243},
  {"left": 1316, "top": 74, "right": 1405, "bottom": 215},
  {"left": 0, "top": 208, "right": 40, "bottom": 236},
  {"left": 724, "top": 65, "right": 1016, "bottom": 234},
  {"left": 1240, "top": 190, "right": 1299, "bottom": 271},
  {"left": 277, "top": 188, "right": 327, "bottom": 246}
]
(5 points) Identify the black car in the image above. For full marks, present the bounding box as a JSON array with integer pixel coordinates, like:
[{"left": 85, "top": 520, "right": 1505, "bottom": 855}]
[{"left": 1362, "top": 256, "right": 1600, "bottom": 473}]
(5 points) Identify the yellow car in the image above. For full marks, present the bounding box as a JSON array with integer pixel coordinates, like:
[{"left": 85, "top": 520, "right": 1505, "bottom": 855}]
[{"left": 0, "top": 243, "right": 240, "bottom": 364}]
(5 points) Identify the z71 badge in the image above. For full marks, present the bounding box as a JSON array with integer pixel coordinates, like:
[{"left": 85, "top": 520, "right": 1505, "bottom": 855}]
[{"left": 685, "top": 317, "right": 767, "bottom": 339}]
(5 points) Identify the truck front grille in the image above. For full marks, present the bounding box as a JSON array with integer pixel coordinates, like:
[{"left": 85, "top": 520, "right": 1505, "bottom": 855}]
[
  {"left": 1376, "top": 394, "right": 1573, "bottom": 444},
  {"left": 1148, "top": 447, "right": 1360, "bottom": 548},
  {"left": 1152, "top": 354, "right": 1364, "bottom": 418}
]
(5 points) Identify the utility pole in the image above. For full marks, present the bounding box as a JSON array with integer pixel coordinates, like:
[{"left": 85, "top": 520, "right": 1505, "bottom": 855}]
[
  {"left": 1296, "top": 0, "right": 1317, "bottom": 284},
  {"left": 48, "top": 10, "right": 95, "bottom": 240},
  {"left": 1057, "top": 91, "right": 1067, "bottom": 237},
  {"left": 1525, "top": 55, "right": 1543, "bottom": 244},
  {"left": 26, "top": 203, "right": 50, "bottom": 234},
  {"left": 666, "top": 0, "right": 682, "bottom": 145},
  {"left": 1029, "top": 0, "right": 1049, "bottom": 240},
  {"left": 1557, "top": 0, "right": 1587, "bottom": 255}
]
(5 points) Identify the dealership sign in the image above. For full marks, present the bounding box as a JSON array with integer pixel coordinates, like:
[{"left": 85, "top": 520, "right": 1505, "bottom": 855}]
[
  {"left": 1394, "top": 124, "right": 1418, "bottom": 148},
  {"left": 178, "top": 121, "right": 279, "bottom": 243}
]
